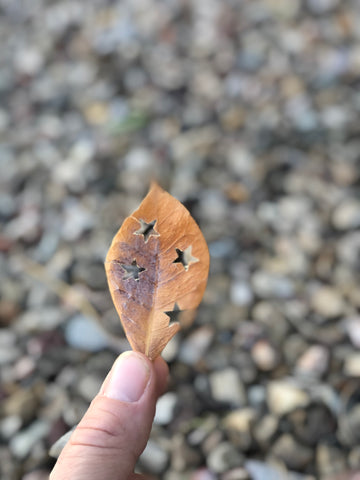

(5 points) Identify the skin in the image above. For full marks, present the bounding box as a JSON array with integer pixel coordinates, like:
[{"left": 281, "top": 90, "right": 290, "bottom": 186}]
[{"left": 50, "top": 352, "right": 169, "bottom": 480}]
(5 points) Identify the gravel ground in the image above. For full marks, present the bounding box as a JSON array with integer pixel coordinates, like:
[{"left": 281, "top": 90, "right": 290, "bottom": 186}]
[{"left": 1, "top": 1, "right": 360, "bottom": 479}]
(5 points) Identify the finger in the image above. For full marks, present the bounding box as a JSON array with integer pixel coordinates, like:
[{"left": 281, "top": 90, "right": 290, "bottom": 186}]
[
  {"left": 153, "top": 356, "right": 169, "bottom": 396},
  {"left": 50, "top": 352, "right": 163, "bottom": 480}
]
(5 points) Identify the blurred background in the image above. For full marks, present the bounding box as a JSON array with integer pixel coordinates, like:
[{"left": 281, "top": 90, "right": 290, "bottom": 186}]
[{"left": 1, "top": 0, "right": 360, "bottom": 479}]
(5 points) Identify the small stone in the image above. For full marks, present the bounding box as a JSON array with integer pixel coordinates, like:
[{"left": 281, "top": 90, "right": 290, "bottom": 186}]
[
  {"left": 22, "top": 470, "right": 50, "bottom": 480},
  {"left": 170, "top": 434, "right": 202, "bottom": 471},
  {"left": 14, "top": 48, "right": 44, "bottom": 76},
  {"left": 207, "top": 442, "right": 244, "bottom": 474},
  {"left": 64, "top": 315, "right": 109, "bottom": 352},
  {"left": 179, "top": 326, "right": 214, "bottom": 365},
  {"left": 271, "top": 434, "right": 313, "bottom": 470},
  {"left": 332, "top": 199, "right": 360, "bottom": 230},
  {"left": 288, "top": 404, "right": 337, "bottom": 446},
  {"left": 230, "top": 281, "right": 253, "bottom": 307},
  {"left": 343, "top": 353, "right": 360, "bottom": 377},
  {"left": 252, "top": 271, "right": 295, "bottom": 299},
  {"left": 77, "top": 374, "right": 103, "bottom": 402},
  {"left": 348, "top": 446, "right": 360, "bottom": 471},
  {"left": 139, "top": 440, "right": 169, "bottom": 474},
  {"left": 3, "top": 384, "right": 44, "bottom": 423},
  {"left": 264, "top": 0, "right": 300, "bottom": 19},
  {"left": 295, "top": 345, "right": 329, "bottom": 377},
  {"left": 16, "top": 307, "right": 64, "bottom": 333},
  {"left": 253, "top": 414, "right": 278, "bottom": 448},
  {"left": 221, "top": 467, "right": 250, "bottom": 480},
  {"left": 0, "top": 415, "right": 22, "bottom": 439},
  {"left": 223, "top": 408, "right": 257, "bottom": 450},
  {"left": 251, "top": 340, "right": 278, "bottom": 371},
  {"left": 344, "top": 317, "right": 360, "bottom": 348},
  {"left": 267, "top": 380, "right": 310, "bottom": 416},
  {"left": 190, "top": 468, "right": 217, "bottom": 480},
  {"left": 10, "top": 420, "right": 50, "bottom": 459},
  {"left": 209, "top": 368, "right": 246, "bottom": 407},
  {"left": 311, "top": 286, "right": 344, "bottom": 318},
  {"left": 306, "top": 0, "right": 339, "bottom": 14},
  {"left": 316, "top": 443, "right": 347, "bottom": 478},
  {"left": 161, "top": 335, "right": 180, "bottom": 362},
  {"left": 154, "top": 392, "right": 178, "bottom": 426},
  {"left": 61, "top": 200, "right": 94, "bottom": 240}
]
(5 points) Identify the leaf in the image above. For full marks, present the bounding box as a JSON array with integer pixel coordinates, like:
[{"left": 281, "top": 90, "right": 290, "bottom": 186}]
[{"left": 105, "top": 182, "right": 210, "bottom": 360}]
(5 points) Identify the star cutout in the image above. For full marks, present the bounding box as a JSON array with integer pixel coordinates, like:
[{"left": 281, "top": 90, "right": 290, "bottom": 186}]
[
  {"left": 121, "top": 259, "right": 146, "bottom": 281},
  {"left": 134, "top": 219, "right": 160, "bottom": 243},
  {"left": 173, "top": 245, "right": 199, "bottom": 271}
]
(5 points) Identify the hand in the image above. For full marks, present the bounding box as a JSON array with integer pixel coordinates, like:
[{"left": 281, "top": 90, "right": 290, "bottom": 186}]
[{"left": 50, "top": 351, "right": 169, "bottom": 480}]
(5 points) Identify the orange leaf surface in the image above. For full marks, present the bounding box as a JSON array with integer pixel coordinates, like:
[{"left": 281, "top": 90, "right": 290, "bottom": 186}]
[{"left": 105, "top": 182, "right": 210, "bottom": 360}]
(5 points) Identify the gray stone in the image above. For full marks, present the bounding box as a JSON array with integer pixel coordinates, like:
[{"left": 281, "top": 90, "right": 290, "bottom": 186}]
[
  {"left": 77, "top": 374, "right": 103, "bottom": 402},
  {"left": 154, "top": 392, "right": 178, "bottom": 426},
  {"left": 271, "top": 434, "right": 313, "bottom": 470},
  {"left": 139, "top": 439, "right": 168, "bottom": 474},
  {"left": 295, "top": 345, "right": 329, "bottom": 378},
  {"left": 209, "top": 368, "right": 246, "bottom": 407},
  {"left": 207, "top": 442, "right": 244, "bottom": 474},
  {"left": 332, "top": 199, "right": 360, "bottom": 230},
  {"left": 311, "top": 286, "right": 344, "bottom": 318},
  {"left": 179, "top": 326, "right": 214, "bottom": 365},
  {"left": 344, "top": 317, "right": 360, "bottom": 348},
  {"left": 230, "top": 281, "right": 253, "bottom": 306},
  {"left": 267, "top": 380, "right": 310, "bottom": 416},
  {"left": 253, "top": 414, "right": 278, "bottom": 448},
  {"left": 252, "top": 271, "right": 295, "bottom": 299},
  {"left": 64, "top": 315, "right": 109, "bottom": 352},
  {"left": 251, "top": 340, "right": 278, "bottom": 371},
  {"left": 343, "top": 354, "right": 360, "bottom": 377},
  {"left": 10, "top": 420, "right": 50, "bottom": 459}
]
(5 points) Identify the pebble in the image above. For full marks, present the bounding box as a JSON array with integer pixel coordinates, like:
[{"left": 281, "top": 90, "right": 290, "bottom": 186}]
[
  {"left": 332, "top": 199, "right": 360, "bottom": 230},
  {"left": 253, "top": 414, "right": 278, "bottom": 448},
  {"left": 223, "top": 408, "right": 257, "bottom": 450},
  {"left": 221, "top": 467, "right": 250, "bottom": 480},
  {"left": 77, "top": 374, "right": 103, "bottom": 402},
  {"left": 139, "top": 440, "right": 169, "bottom": 475},
  {"left": 343, "top": 353, "right": 360, "bottom": 377},
  {"left": 0, "top": 415, "right": 22, "bottom": 439},
  {"left": 344, "top": 317, "right": 360, "bottom": 348},
  {"left": 271, "top": 434, "right": 313, "bottom": 470},
  {"left": 295, "top": 345, "right": 329, "bottom": 378},
  {"left": 209, "top": 368, "right": 246, "bottom": 407},
  {"left": 10, "top": 420, "right": 50, "bottom": 459},
  {"left": 251, "top": 340, "right": 278, "bottom": 371},
  {"left": 311, "top": 286, "right": 344, "bottom": 319},
  {"left": 15, "top": 307, "right": 65, "bottom": 333},
  {"left": 22, "top": 471, "right": 51, "bottom": 480},
  {"left": 3, "top": 384, "right": 44, "bottom": 423},
  {"left": 154, "top": 392, "right": 178, "bottom": 426},
  {"left": 179, "top": 326, "right": 214, "bottom": 365},
  {"left": 267, "top": 380, "right": 310, "bottom": 416},
  {"left": 190, "top": 468, "right": 217, "bottom": 480},
  {"left": 230, "top": 281, "right": 253, "bottom": 307},
  {"left": 207, "top": 442, "right": 244, "bottom": 474},
  {"left": 306, "top": 0, "right": 340, "bottom": 14},
  {"left": 64, "top": 315, "right": 109, "bottom": 352},
  {"left": 316, "top": 443, "right": 347, "bottom": 478},
  {"left": 252, "top": 271, "right": 295, "bottom": 299}
]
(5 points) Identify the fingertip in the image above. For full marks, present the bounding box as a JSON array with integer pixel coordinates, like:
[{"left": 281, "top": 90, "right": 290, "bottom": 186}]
[{"left": 153, "top": 356, "right": 169, "bottom": 396}]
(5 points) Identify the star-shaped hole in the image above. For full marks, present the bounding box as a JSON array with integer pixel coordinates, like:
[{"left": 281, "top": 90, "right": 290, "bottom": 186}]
[
  {"left": 134, "top": 219, "right": 160, "bottom": 243},
  {"left": 173, "top": 245, "right": 199, "bottom": 271},
  {"left": 121, "top": 259, "right": 146, "bottom": 281}
]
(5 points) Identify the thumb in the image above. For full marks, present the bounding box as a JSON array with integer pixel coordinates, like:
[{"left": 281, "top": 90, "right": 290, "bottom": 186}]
[{"left": 50, "top": 351, "right": 168, "bottom": 480}]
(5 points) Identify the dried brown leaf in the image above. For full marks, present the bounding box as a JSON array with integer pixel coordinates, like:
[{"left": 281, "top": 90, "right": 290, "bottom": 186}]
[{"left": 105, "top": 182, "right": 209, "bottom": 360}]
